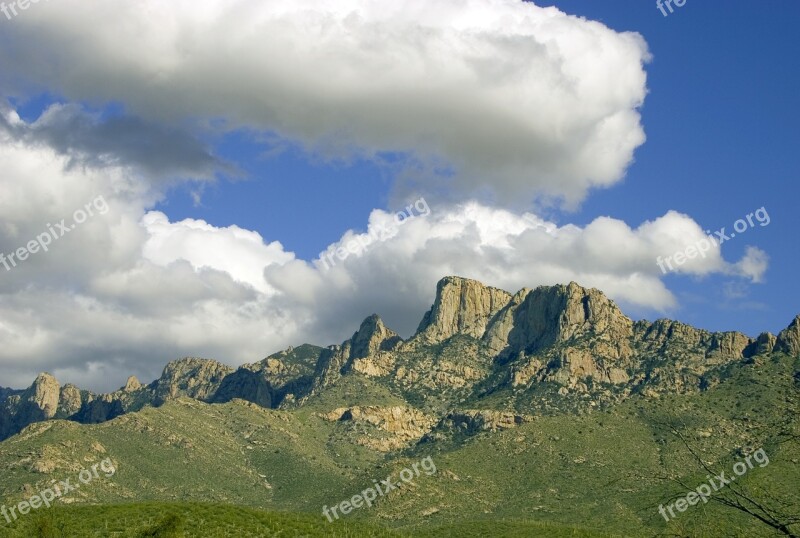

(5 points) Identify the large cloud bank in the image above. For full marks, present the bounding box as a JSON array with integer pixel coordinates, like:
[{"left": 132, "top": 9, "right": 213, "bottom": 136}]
[
  {"left": 0, "top": 2, "right": 768, "bottom": 391},
  {"left": 0, "top": 0, "right": 649, "bottom": 205},
  {"left": 0, "top": 105, "right": 765, "bottom": 391}
]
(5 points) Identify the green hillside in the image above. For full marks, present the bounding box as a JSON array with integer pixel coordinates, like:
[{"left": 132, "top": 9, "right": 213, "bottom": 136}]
[{"left": 2, "top": 350, "right": 797, "bottom": 537}]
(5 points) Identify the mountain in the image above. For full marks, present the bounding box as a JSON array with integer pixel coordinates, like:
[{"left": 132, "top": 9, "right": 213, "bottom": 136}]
[
  {"left": 2, "top": 276, "right": 798, "bottom": 439},
  {"left": 0, "top": 276, "right": 798, "bottom": 537}
]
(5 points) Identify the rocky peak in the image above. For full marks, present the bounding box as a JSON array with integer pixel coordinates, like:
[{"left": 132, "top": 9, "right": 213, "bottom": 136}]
[
  {"left": 309, "top": 316, "right": 402, "bottom": 392},
  {"left": 24, "top": 373, "right": 61, "bottom": 420},
  {"left": 484, "top": 282, "right": 633, "bottom": 357},
  {"left": 58, "top": 383, "right": 85, "bottom": 416},
  {"left": 154, "top": 358, "right": 234, "bottom": 403},
  {"left": 528, "top": 282, "right": 633, "bottom": 345},
  {"left": 414, "top": 276, "right": 512, "bottom": 344},
  {"left": 350, "top": 314, "right": 402, "bottom": 359},
  {"left": 776, "top": 316, "right": 800, "bottom": 356},
  {"left": 123, "top": 376, "right": 142, "bottom": 393},
  {"left": 743, "top": 332, "right": 776, "bottom": 357}
]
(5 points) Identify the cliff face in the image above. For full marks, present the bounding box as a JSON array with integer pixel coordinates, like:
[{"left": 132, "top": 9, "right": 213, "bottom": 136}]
[
  {"left": 152, "top": 358, "right": 234, "bottom": 405},
  {"left": 212, "top": 369, "right": 273, "bottom": 408},
  {"left": 320, "top": 405, "right": 436, "bottom": 452},
  {"left": 1, "top": 373, "right": 91, "bottom": 439},
  {"left": 2, "top": 276, "right": 797, "bottom": 442},
  {"left": 311, "top": 314, "right": 402, "bottom": 393},
  {"left": 483, "top": 282, "right": 634, "bottom": 358},
  {"left": 776, "top": 316, "right": 800, "bottom": 356},
  {"left": 413, "top": 276, "right": 512, "bottom": 344},
  {"left": 25, "top": 373, "right": 61, "bottom": 420}
]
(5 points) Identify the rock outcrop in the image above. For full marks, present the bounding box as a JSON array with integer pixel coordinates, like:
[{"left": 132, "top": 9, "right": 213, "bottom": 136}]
[
  {"left": 152, "top": 358, "right": 234, "bottom": 405},
  {"left": 350, "top": 314, "right": 402, "bottom": 359},
  {"left": 484, "top": 282, "right": 634, "bottom": 357},
  {"left": 745, "top": 332, "right": 777, "bottom": 356},
  {"left": 776, "top": 316, "right": 800, "bottom": 356},
  {"left": 633, "top": 319, "right": 745, "bottom": 360},
  {"left": 2, "top": 275, "right": 797, "bottom": 443},
  {"left": 311, "top": 315, "right": 403, "bottom": 392},
  {"left": 413, "top": 276, "right": 512, "bottom": 344},
  {"left": 123, "top": 376, "right": 142, "bottom": 393},
  {"left": 58, "top": 384, "right": 85, "bottom": 416},
  {"left": 212, "top": 369, "right": 273, "bottom": 408},
  {"left": 440, "top": 410, "right": 532, "bottom": 434},
  {"left": 26, "top": 373, "right": 61, "bottom": 420},
  {"left": 320, "top": 405, "right": 435, "bottom": 451}
]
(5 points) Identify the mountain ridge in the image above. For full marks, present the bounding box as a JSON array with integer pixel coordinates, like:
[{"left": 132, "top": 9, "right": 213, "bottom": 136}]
[{"left": 1, "top": 276, "right": 798, "bottom": 442}]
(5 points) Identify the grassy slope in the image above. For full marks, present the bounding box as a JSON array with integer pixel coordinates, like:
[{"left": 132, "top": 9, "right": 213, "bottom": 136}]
[
  {"left": 0, "top": 503, "right": 403, "bottom": 537},
  {"left": 0, "top": 503, "right": 614, "bottom": 537},
  {"left": 397, "top": 351, "right": 798, "bottom": 536},
  {"left": 0, "top": 354, "right": 797, "bottom": 537}
]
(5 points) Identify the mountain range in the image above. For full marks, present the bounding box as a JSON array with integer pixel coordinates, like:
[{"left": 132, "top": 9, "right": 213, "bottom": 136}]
[{"left": 1, "top": 276, "right": 798, "bottom": 537}]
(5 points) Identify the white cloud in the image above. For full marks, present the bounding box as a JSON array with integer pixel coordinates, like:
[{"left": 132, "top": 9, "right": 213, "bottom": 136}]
[
  {"left": 0, "top": 1, "right": 774, "bottom": 394},
  {"left": 282, "top": 203, "right": 733, "bottom": 328},
  {"left": 0, "top": 110, "right": 306, "bottom": 389},
  {"left": 0, "top": 0, "right": 649, "bottom": 205},
  {"left": 731, "top": 246, "right": 769, "bottom": 283},
  {"left": 0, "top": 104, "right": 768, "bottom": 393},
  {"left": 141, "top": 212, "right": 294, "bottom": 295},
  {"left": 0, "top": 101, "right": 228, "bottom": 183}
]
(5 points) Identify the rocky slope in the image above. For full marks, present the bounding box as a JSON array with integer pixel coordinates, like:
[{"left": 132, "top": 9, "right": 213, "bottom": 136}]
[{"left": 1, "top": 276, "right": 797, "bottom": 442}]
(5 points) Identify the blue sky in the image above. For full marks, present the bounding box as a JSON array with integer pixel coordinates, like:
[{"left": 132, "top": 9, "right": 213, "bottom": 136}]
[
  {"left": 152, "top": 0, "right": 799, "bottom": 333},
  {"left": 0, "top": 0, "right": 797, "bottom": 390},
  {"left": 543, "top": 0, "right": 800, "bottom": 332}
]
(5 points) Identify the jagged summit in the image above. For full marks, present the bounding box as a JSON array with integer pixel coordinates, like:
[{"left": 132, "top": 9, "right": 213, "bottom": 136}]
[
  {"left": 351, "top": 314, "right": 403, "bottom": 359},
  {"left": 483, "top": 281, "right": 633, "bottom": 357},
  {"left": 153, "top": 357, "right": 235, "bottom": 404},
  {"left": 2, "top": 276, "right": 798, "bottom": 441},
  {"left": 776, "top": 315, "right": 800, "bottom": 356},
  {"left": 414, "top": 276, "right": 512, "bottom": 343},
  {"left": 412, "top": 277, "right": 632, "bottom": 355},
  {"left": 123, "top": 375, "right": 142, "bottom": 393}
]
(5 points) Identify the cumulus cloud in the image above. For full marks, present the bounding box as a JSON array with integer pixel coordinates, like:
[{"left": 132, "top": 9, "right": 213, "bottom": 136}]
[
  {"left": 0, "top": 0, "right": 649, "bottom": 205},
  {"left": 141, "top": 212, "right": 294, "bottom": 295},
  {"left": 0, "top": 5, "right": 769, "bottom": 394},
  {"left": 0, "top": 101, "right": 230, "bottom": 183},
  {"left": 0, "top": 113, "right": 766, "bottom": 391},
  {"left": 731, "top": 246, "right": 769, "bottom": 283},
  {"left": 270, "top": 203, "right": 759, "bottom": 340},
  {"left": 0, "top": 109, "right": 303, "bottom": 389}
]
